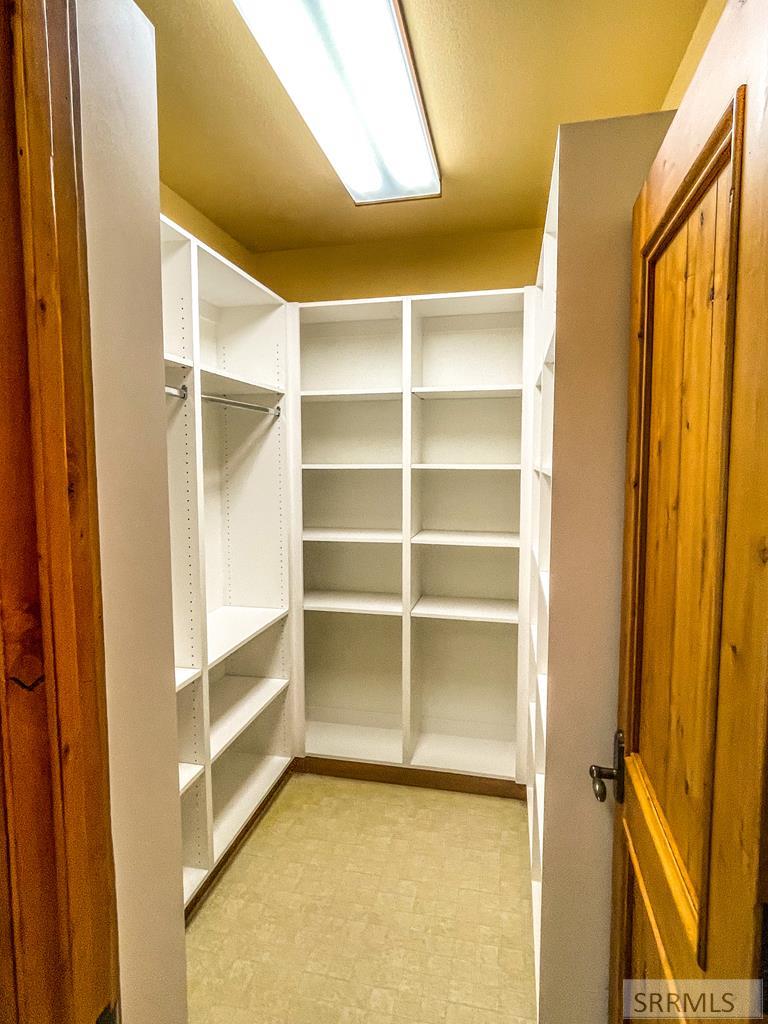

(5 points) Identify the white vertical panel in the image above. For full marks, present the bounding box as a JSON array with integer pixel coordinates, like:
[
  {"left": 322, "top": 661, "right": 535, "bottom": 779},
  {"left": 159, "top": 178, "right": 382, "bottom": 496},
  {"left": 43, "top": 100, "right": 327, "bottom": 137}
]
[
  {"left": 535, "top": 111, "right": 674, "bottom": 1024},
  {"left": 286, "top": 303, "right": 307, "bottom": 753},
  {"left": 77, "top": 1, "right": 188, "bottom": 1021},
  {"left": 401, "top": 299, "right": 413, "bottom": 762}
]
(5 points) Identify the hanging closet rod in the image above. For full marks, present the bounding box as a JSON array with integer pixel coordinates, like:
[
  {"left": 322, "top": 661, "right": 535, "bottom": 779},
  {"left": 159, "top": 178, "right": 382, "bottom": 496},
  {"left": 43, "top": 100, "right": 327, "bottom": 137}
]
[
  {"left": 201, "top": 393, "right": 281, "bottom": 418},
  {"left": 165, "top": 384, "right": 188, "bottom": 400}
]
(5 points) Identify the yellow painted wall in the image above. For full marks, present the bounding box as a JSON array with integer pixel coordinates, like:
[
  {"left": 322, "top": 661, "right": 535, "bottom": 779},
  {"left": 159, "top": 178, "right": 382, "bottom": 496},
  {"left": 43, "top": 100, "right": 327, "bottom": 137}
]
[
  {"left": 663, "top": 0, "right": 726, "bottom": 108},
  {"left": 161, "top": 184, "right": 539, "bottom": 301}
]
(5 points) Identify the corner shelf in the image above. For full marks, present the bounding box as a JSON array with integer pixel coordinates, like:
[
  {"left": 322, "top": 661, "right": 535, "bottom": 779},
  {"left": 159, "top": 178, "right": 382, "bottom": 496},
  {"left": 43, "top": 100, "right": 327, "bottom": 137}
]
[
  {"left": 209, "top": 675, "right": 290, "bottom": 762},
  {"left": 207, "top": 607, "right": 289, "bottom": 669},
  {"left": 412, "top": 529, "right": 520, "bottom": 548},
  {"left": 411, "top": 595, "right": 519, "bottom": 625},
  {"left": 304, "top": 590, "right": 402, "bottom": 617}
]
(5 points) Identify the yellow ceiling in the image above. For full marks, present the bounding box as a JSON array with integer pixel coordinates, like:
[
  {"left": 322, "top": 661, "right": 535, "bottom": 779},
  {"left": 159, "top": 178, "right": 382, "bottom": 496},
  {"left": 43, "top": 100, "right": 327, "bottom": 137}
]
[{"left": 136, "top": 0, "right": 706, "bottom": 254}]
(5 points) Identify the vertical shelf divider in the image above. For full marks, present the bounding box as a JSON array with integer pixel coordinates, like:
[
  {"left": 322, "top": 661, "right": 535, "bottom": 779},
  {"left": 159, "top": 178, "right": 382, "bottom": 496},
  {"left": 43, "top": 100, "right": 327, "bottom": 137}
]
[
  {"left": 401, "top": 298, "right": 413, "bottom": 764},
  {"left": 189, "top": 236, "right": 215, "bottom": 872},
  {"left": 286, "top": 301, "right": 307, "bottom": 756}
]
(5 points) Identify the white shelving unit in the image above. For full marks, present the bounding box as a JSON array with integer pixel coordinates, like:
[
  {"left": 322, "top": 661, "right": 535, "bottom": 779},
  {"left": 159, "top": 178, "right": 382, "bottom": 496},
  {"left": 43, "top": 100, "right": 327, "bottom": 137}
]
[
  {"left": 161, "top": 217, "right": 295, "bottom": 907},
  {"left": 293, "top": 291, "right": 530, "bottom": 782},
  {"left": 517, "top": 113, "right": 674, "bottom": 1023}
]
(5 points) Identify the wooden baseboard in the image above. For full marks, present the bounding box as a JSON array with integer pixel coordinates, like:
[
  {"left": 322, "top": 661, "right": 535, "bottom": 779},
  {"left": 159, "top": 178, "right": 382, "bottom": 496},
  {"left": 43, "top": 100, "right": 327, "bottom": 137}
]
[
  {"left": 185, "top": 755, "right": 524, "bottom": 923},
  {"left": 293, "top": 755, "right": 526, "bottom": 800}
]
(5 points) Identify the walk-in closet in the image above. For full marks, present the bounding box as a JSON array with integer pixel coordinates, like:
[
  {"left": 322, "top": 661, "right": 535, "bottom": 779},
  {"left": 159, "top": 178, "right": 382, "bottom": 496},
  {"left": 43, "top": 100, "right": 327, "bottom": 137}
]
[{"left": 52, "top": 3, "right": 751, "bottom": 1024}]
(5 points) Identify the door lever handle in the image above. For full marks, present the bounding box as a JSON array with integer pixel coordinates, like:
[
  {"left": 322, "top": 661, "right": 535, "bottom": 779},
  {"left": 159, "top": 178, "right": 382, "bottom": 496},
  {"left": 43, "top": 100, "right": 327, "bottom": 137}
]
[{"left": 589, "top": 730, "right": 625, "bottom": 803}]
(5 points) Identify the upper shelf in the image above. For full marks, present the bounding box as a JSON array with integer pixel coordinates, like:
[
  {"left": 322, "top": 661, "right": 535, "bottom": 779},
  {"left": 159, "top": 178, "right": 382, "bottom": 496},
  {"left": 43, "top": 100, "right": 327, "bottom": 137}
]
[
  {"left": 197, "top": 245, "right": 281, "bottom": 309},
  {"left": 413, "top": 463, "right": 522, "bottom": 472},
  {"left": 303, "top": 463, "right": 402, "bottom": 471},
  {"left": 301, "top": 388, "right": 402, "bottom": 402},
  {"left": 413, "top": 385, "right": 522, "bottom": 400},
  {"left": 303, "top": 527, "right": 403, "bottom": 544},
  {"left": 412, "top": 530, "right": 520, "bottom": 549},
  {"left": 200, "top": 366, "right": 283, "bottom": 402}
]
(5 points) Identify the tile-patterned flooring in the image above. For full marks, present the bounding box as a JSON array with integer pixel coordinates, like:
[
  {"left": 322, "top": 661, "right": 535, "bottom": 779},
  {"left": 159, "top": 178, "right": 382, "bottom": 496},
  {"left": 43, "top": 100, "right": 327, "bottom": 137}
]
[{"left": 186, "top": 774, "right": 536, "bottom": 1024}]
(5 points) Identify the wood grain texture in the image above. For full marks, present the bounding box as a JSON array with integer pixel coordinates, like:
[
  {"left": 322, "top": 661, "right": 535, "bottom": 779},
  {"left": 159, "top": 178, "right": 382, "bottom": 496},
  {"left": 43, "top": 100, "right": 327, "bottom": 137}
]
[
  {"left": 610, "top": 7, "right": 766, "bottom": 1009},
  {"left": 2, "top": 1, "right": 119, "bottom": 1020}
]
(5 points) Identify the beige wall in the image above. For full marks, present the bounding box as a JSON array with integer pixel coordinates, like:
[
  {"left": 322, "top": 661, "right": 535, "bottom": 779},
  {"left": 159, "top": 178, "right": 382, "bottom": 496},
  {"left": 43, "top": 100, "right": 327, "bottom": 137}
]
[{"left": 161, "top": 184, "right": 539, "bottom": 301}]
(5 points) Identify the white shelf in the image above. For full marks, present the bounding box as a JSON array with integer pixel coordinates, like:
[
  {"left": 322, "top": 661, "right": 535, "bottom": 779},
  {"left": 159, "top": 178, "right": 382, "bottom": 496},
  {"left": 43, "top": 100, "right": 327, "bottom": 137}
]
[
  {"left": 212, "top": 753, "right": 290, "bottom": 861},
  {"left": 411, "top": 595, "right": 519, "bottom": 625},
  {"left": 175, "top": 666, "right": 201, "bottom": 692},
  {"left": 540, "top": 568, "right": 550, "bottom": 606},
  {"left": 413, "top": 463, "right": 521, "bottom": 471},
  {"left": 164, "top": 351, "right": 192, "bottom": 369},
  {"left": 537, "top": 674, "right": 548, "bottom": 742},
  {"left": 303, "top": 527, "right": 402, "bottom": 544},
  {"left": 207, "top": 606, "right": 289, "bottom": 668},
  {"left": 304, "top": 590, "right": 402, "bottom": 616},
  {"left": 209, "top": 675, "right": 290, "bottom": 762},
  {"left": 200, "top": 365, "right": 282, "bottom": 401},
  {"left": 305, "top": 720, "right": 402, "bottom": 763},
  {"left": 178, "top": 762, "right": 204, "bottom": 795},
  {"left": 413, "top": 385, "right": 522, "bottom": 400},
  {"left": 183, "top": 865, "right": 208, "bottom": 906},
  {"left": 535, "top": 771, "right": 545, "bottom": 853},
  {"left": 302, "top": 463, "right": 402, "bottom": 471},
  {"left": 301, "top": 388, "right": 402, "bottom": 402},
  {"left": 410, "top": 733, "right": 516, "bottom": 779},
  {"left": 412, "top": 529, "right": 520, "bottom": 549}
]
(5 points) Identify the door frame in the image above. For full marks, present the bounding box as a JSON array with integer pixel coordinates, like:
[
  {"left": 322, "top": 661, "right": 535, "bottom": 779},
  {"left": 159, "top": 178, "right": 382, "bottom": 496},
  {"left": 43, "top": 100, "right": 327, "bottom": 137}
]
[{"left": 1, "top": 1, "right": 119, "bottom": 1021}]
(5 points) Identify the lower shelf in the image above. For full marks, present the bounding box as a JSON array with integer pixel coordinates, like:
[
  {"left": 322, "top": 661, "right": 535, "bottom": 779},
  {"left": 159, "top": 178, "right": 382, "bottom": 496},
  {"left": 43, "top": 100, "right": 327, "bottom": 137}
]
[
  {"left": 410, "top": 733, "right": 516, "bottom": 779},
  {"left": 183, "top": 865, "right": 208, "bottom": 905},
  {"left": 212, "top": 753, "right": 291, "bottom": 862},
  {"left": 305, "top": 720, "right": 402, "bottom": 764}
]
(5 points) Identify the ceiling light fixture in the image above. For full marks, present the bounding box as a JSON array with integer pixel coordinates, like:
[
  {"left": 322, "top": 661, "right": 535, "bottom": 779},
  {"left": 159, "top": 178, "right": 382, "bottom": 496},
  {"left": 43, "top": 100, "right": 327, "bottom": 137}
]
[{"left": 234, "top": 0, "right": 441, "bottom": 204}]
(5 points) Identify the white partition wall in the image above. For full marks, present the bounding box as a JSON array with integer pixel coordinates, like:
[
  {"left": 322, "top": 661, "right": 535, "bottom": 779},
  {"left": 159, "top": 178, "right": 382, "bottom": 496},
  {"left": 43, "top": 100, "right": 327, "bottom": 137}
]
[
  {"left": 294, "top": 292, "right": 531, "bottom": 782},
  {"left": 160, "top": 217, "right": 294, "bottom": 907},
  {"left": 517, "top": 112, "right": 674, "bottom": 1023}
]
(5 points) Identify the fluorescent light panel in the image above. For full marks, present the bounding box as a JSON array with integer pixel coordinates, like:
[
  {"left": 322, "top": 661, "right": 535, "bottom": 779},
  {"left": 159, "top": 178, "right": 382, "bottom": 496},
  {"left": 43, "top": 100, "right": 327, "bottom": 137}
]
[{"left": 234, "top": 0, "right": 440, "bottom": 204}]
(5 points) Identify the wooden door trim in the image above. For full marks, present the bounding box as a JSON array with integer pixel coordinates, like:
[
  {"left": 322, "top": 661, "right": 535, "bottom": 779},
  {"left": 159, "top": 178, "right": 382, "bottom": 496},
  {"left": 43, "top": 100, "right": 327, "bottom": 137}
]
[{"left": 1, "top": 1, "right": 119, "bottom": 1021}]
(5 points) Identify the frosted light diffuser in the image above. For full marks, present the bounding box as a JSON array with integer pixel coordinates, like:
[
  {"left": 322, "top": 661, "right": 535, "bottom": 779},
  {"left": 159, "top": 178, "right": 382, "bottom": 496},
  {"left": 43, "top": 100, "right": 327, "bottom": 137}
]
[{"left": 234, "top": 0, "right": 440, "bottom": 204}]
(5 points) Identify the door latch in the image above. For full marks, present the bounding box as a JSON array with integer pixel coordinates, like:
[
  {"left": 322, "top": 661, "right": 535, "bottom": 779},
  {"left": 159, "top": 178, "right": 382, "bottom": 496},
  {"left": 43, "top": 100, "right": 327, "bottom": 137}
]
[{"left": 589, "top": 729, "right": 625, "bottom": 803}]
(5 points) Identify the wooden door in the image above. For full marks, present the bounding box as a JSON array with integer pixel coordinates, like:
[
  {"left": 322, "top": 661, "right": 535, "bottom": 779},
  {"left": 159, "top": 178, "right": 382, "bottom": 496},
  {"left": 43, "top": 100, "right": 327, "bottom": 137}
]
[{"left": 610, "top": 2, "right": 768, "bottom": 1014}]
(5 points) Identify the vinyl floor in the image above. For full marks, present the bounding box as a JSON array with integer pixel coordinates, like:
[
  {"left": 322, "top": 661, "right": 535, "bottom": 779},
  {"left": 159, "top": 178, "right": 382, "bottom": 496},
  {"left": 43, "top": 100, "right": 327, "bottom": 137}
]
[{"left": 186, "top": 773, "right": 536, "bottom": 1024}]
